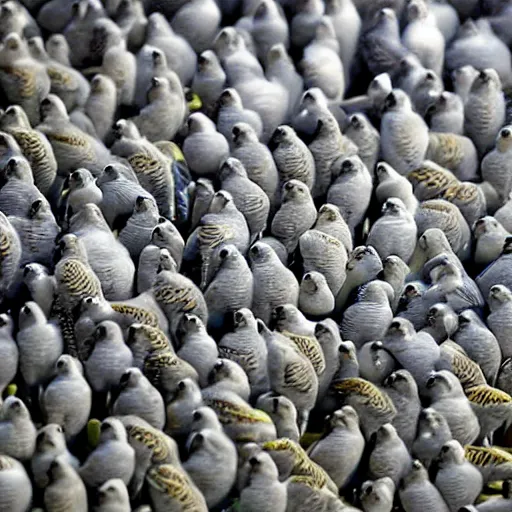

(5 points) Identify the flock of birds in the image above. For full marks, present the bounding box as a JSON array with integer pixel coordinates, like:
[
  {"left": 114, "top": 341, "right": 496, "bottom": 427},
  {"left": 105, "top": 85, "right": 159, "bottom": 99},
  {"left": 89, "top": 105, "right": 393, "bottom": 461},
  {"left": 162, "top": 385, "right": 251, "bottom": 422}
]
[{"left": 4, "top": 0, "right": 512, "bottom": 510}]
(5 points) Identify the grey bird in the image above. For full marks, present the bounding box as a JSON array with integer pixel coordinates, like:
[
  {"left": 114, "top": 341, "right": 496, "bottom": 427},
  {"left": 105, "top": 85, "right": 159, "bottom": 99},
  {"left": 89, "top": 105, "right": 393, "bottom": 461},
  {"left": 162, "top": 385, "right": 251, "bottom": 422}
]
[
  {"left": 0, "top": 104, "right": 57, "bottom": 196},
  {"left": 41, "top": 355, "right": 92, "bottom": 440},
  {"left": 308, "top": 406, "right": 365, "bottom": 490},
  {"left": 183, "top": 426, "right": 238, "bottom": 509},
  {"left": 0, "top": 314, "right": 17, "bottom": 397},
  {"left": 239, "top": 450, "right": 287, "bottom": 512},
  {"left": 425, "top": 92, "right": 464, "bottom": 136},
  {"left": 434, "top": 439, "right": 483, "bottom": 512},
  {"left": 111, "top": 367, "right": 165, "bottom": 430},
  {"left": 204, "top": 244, "right": 253, "bottom": 330},
  {"left": 37, "top": 94, "right": 112, "bottom": 178},
  {"left": 399, "top": 460, "right": 450, "bottom": 512},
  {"left": 368, "top": 423, "right": 412, "bottom": 486},
  {"left": 343, "top": 113, "right": 380, "bottom": 176},
  {"left": 85, "top": 73, "right": 117, "bottom": 142},
  {"left": 367, "top": 198, "right": 417, "bottom": 263},
  {"left": 145, "top": 12, "right": 196, "bottom": 86},
  {"left": 299, "top": 229, "right": 347, "bottom": 297},
  {"left": 487, "top": 285, "right": 512, "bottom": 360},
  {"left": 31, "top": 423, "right": 79, "bottom": 489},
  {"left": 341, "top": 281, "right": 393, "bottom": 349},
  {"left": 191, "top": 50, "right": 226, "bottom": 116},
  {"left": 474, "top": 216, "right": 510, "bottom": 267},
  {"left": 425, "top": 370, "right": 480, "bottom": 446},
  {"left": 131, "top": 74, "right": 186, "bottom": 143},
  {"left": 17, "top": 301, "right": 63, "bottom": 390},
  {"left": 0, "top": 396, "right": 36, "bottom": 461},
  {"left": 164, "top": 378, "right": 203, "bottom": 439},
  {"left": 118, "top": 196, "right": 160, "bottom": 263},
  {"left": 96, "top": 163, "right": 148, "bottom": 228},
  {"left": 79, "top": 417, "right": 135, "bottom": 488},
  {"left": 299, "top": 271, "right": 335, "bottom": 319},
  {"left": 218, "top": 308, "right": 269, "bottom": 400},
  {"left": 175, "top": 314, "right": 218, "bottom": 387},
  {"left": 270, "top": 125, "right": 315, "bottom": 191},
  {"left": 110, "top": 120, "right": 174, "bottom": 213},
  {"left": 182, "top": 112, "right": 229, "bottom": 178},
  {"left": 380, "top": 89, "right": 429, "bottom": 175},
  {"left": 216, "top": 88, "right": 263, "bottom": 144},
  {"left": 360, "top": 477, "right": 395, "bottom": 512},
  {"left": 83, "top": 321, "right": 133, "bottom": 394},
  {"left": 184, "top": 189, "right": 249, "bottom": 288},
  {"left": 360, "top": 8, "right": 409, "bottom": 76},
  {"left": 382, "top": 370, "right": 421, "bottom": 450},
  {"left": 314, "top": 203, "right": 353, "bottom": 253},
  {"left": 454, "top": 309, "right": 501, "bottom": 386},
  {"left": 249, "top": 242, "right": 300, "bottom": 325},
  {"left": 69, "top": 204, "right": 135, "bottom": 300},
  {"left": 422, "top": 303, "right": 458, "bottom": 344},
  {"left": 327, "top": 155, "right": 373, "bottom": 235},
  {"left": 258, "top": 320, "right": 318, "bottom": 435},
  {"left": 96, "top": 479, "right": 131, "bottom": 512},
  {"left": 0, "top": 32, "right": 50, "bottom": 126},
  {"left": 412, "top": 407, "right": 453, "bottom": 469},
  {"left": 335, "top": 245, "right": 383, "bottom": 314},
  {"left": 375, "top": 162, "right": 418, "bottom": 215},
  {"left": 231, "top": 122, "right": 279, "bottom": 211},
  {"left": 218, "top": 157, "right": 270, "bottom": 243},
  {"left": 464, "top": 68, "right": 506, "bottom": 157},
  {"left": 482, "top": 126, "right": 512, "bottom": 205},
  {"left": 357, "top": 341, "right": 396, "bottom": 386},
  {"left": 44, "top": 456, "right": 88, "bottom": 512},
  {"left": 255, "top": 392, "right": 299, "bottom": 441},
  {"left": 308, "top": 110, "right": 357, "bottom": 198},
  {"left": 0, "top": 454, "right": 33, "bottom": 512},
  {"left": 414, "top": 199, "right": 471, "bottom": 263},
  {"left": 477, "top": 239, "right": 512, "bottom": 302},
  {"left": 382, "top": 318, "right": 441, "bottom": 395}
]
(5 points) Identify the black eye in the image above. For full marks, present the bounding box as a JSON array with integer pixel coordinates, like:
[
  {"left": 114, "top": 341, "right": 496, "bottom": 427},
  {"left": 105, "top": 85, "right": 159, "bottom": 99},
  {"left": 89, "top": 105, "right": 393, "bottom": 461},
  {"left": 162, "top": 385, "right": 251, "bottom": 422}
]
[
  {"left": 193, "top": 411, "right": 201, "bottom": 421},
  {"left": 442, "top": 445, "right": 449, "bottom": 453},
  {"left": 57, "top": 359, "right": 64, "bottom": 369},
  {"left": 219, "top": 248, "right": 228, "bottom": 259},
  {"left": 178, "top": 381, "right": 186, "bottom": 391}
]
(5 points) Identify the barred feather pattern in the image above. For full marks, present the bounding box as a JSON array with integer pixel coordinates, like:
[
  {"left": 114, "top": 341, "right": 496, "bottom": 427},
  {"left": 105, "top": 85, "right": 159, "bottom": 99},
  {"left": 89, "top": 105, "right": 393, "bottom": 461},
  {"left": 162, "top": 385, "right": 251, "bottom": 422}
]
[{"left": 147, "top": 464, "right": 200, "bottom": 510}]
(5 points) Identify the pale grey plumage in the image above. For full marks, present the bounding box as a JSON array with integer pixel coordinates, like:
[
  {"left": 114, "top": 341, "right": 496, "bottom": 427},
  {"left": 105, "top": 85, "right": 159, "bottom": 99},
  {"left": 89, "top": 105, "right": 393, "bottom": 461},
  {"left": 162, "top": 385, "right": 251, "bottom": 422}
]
[
  {"left": 17, "top": 301, "right": 63, "bottom": 389},
  {"left": 249, "top": 242, "right": 299, "bottom": 325},
  {"left": 112, "top": 367, "right": 165, "bottom": 430},
  {"left": 399, "top": 460, "right": 450, "bottom": 512},
  {"left": 342, "top": 281, "right": 393, "bottom": 349},
  {"left": 368, "top": 423, "right": 412, "bottom": 485},
  {"left": 299, "top": 271, "right": 335, "bottom": 319},
  {"left": 0, "top": 396, "right": 36, "bottom": 461},
  {"left": 42, "top": 355, "right": 92, "bottom": 440},
  {"left": 218, "top": 157, "right": 270, "bottom": 242},
  {"left": 31, "top": 423, "right": 79, "bottom": 489},
  {"left": 425, "top": 370, "right": 480, "bottom": 446},
  {"left": 434, "top": 440, "right": 483, "bottom": 512},
  {"left": 44, "top": 456, "right": 88, "bottom": 512},
  {"left": 299, "top": 229, "right": 347, "bottom": 297},
  {"left": 308, "top": 406, "right": 365, "bottom": 490},
  {"left": 79, "top": 417, "right": 135, "bottom": 488},
  {"left": 84, "top": 321, "right": 133, "bottom": 393},
  {"left": 231, "top": 122, "right": 279, "bottom": 210},
  {"left": 176, "top": 314, "right": 218, "bottom": 387},
  {"left": 464, "top": 68, "right": 506, "bottom": 156},
  {"left": 380, "top": 89, "right": 429, "bottom": 175},
  {"left": 218, "top": 308, "right": 269, "bottom": 400},
  {"left": 327, "top": 155, "right": 372, "bottom": 235}
]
